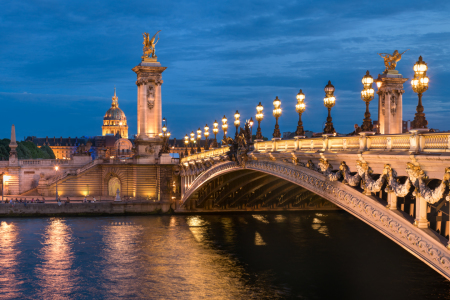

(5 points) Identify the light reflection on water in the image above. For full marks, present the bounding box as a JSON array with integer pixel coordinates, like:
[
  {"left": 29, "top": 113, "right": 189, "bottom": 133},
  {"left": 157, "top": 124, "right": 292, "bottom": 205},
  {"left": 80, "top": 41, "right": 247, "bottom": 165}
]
[
  {"left": 0, "top": 222, "right": 21, "bottom": 299},
  {"left": 0, "top": 212, "right": 449, "bottom": 299},
  {"left": 35, "top": 218, "right": 76, "bottom": 299}
]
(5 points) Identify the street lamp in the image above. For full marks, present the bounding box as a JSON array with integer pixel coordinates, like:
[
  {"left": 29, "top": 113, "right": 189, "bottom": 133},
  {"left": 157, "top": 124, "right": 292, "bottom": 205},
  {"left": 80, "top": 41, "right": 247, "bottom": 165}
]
[
  {"left": 54, "top": 165, "right": 59, "bottom": 201},
  {"left": 197, "top": 128, "right": 202, "bottom": 152},
  {"left": 249, "top": 117, "right": 254, "bottom": 141},
  {"left": 411, "top": 56, "right": 429, "bottom": 130},
  {"left": 212, "top": 120, "right": 219, "bottom": 148},
  {"left": 1, "top": 173, "right": 10, "bottom": 202},
  {"left": 295, "top": 89, "right": 306, "bottom": 138},
  {"left": 204, "top": 124, "right": 210, "bottom": 151},
  {"left": 184, "top": 134, "right": 189, "bottom": 156},
  {"left": 360, "top": 71, "right": 375, "bottom": 132},
  {"left": 159, "top": 123, "right": 170, "bottom": 153},
  {"left": 373, "top": 74, "right": 383, "bottom": 134},
  {"left": 190, "top": 131, "right": 195, "bottom": 154},
  {"left": 272, "top": 96, "right": 282, "bottom": 140},
  {"left": 255, "top": 102, "right": 264, "bottom": 141},
  {"left": 222, "top": 115, "right": 228, "bottom": 142},
  {"left": 323, "top": 81, "right": 336, "bottom": 135},
  {"left": 234, "top": 110, "right": 240, "bottom": 137}
]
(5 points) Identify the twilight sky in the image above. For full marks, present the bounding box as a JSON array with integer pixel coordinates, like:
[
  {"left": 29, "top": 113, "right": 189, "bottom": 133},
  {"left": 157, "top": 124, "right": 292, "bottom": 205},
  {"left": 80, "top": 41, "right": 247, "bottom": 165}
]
[{"left": 1, "top": 0, "right": 450, "bottom": 140}]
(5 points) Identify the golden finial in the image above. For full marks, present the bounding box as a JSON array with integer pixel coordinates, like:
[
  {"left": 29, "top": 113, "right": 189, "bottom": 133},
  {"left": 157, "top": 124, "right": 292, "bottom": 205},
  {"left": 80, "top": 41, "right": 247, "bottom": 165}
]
[{"left": 112, "top": 87, "right": 118, "bottom": 108}]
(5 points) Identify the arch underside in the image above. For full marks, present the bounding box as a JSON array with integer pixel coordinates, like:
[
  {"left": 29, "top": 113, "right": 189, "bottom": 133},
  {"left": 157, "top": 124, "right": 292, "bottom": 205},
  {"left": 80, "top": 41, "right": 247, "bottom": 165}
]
[
  {"left": 185, "top": 168, "right": 334, "bottom": 210},
  {"left": 182, "top": 161, "right": 450, "bottom": 280}
]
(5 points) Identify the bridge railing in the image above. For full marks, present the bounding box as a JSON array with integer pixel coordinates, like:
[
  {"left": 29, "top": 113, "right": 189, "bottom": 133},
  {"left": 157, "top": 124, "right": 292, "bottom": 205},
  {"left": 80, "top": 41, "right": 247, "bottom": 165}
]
[
  {"left": 181, "top": 132, "right": 450, "bottom": 162},
  {"left": 181, "top": 147, "right": 230, "bottom": 163}
]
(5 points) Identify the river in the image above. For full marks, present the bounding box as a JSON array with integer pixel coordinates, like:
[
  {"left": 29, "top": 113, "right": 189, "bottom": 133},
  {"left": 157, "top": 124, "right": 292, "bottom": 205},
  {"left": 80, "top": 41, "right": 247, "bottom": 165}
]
[{"left": 0, "top": 211, "right": 449, "bottom": 299}]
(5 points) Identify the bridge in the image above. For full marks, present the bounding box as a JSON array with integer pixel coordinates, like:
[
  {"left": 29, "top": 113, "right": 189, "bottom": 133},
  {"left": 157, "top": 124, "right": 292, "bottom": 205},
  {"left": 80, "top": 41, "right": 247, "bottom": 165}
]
[{"left": 179, "top": 132, "right": 450, "bottom": 280}]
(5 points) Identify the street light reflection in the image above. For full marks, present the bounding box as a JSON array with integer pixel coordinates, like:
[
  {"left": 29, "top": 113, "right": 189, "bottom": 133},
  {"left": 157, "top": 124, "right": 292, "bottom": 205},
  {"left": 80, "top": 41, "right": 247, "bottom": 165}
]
[
  {"left": 36, "top": 218, "right": 76, "bottom": 299},
  {"left": 0, "top": 221, "right": 21, "bottom": 299}
]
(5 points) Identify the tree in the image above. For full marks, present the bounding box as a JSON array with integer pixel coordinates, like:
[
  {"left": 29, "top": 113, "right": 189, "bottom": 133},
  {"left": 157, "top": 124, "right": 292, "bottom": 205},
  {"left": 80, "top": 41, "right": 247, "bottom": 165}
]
[{"left": 40, "top": 145, "right": 56, "bottom": 159}]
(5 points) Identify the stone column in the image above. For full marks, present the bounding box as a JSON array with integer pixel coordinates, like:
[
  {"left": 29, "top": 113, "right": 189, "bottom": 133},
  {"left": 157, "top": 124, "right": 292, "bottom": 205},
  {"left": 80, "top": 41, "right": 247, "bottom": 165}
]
[
  {"left": 378, "top": 71, "right": 408, "bottom": 134},
  {"left": 132, "top": 61, "right": 166, "bottom": 139},
  {"left": 415, "top": 196, "right": 428, "bottom": 228}
]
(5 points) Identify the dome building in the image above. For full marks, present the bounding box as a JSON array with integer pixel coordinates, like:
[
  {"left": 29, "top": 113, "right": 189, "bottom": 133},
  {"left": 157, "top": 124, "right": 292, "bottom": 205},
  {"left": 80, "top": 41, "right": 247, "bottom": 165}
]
[{"left": 102, "top": 88, "right": 128, "bottom": 139}]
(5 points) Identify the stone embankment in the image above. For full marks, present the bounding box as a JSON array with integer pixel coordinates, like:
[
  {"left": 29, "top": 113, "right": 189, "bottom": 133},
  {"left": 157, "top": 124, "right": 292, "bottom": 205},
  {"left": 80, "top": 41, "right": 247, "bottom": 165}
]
[{"left": 0, "top": 201, "right": 173, "bottom": 217}]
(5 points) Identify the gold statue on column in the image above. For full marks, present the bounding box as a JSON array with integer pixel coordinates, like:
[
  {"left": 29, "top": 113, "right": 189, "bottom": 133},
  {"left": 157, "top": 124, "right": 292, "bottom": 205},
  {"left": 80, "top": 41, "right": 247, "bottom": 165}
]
[
  {"left": 378, "top": 49, "right": 409, "bottom": 72},
  {"left": 142, "top": 30, "right": 161, "bottom": 62}
]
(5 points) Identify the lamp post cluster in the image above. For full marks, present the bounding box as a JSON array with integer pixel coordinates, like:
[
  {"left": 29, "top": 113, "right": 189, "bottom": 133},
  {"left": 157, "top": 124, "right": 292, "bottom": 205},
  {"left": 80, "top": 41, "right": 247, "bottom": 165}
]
[
  {"left": 212, "top": 121, "right": 219, "bottom": 148},
  {"left": 190, "top": 131, "right": 195, "bottom": 154},
  {"left": 255, "top": 102, "right": 264, "bottom": 141},
  {"left": 234, "top": 110, "right": 240, "bottom": 137},
  {"left": 159, "top": 120, "right": 171, "bottom": 153},
  {"left": 323, "top": 81, "right": 336, "bottom": 135},
  {"left": 295, "top": 90, "right": 306, "bottom": 137},
  {"left": 411, "top": 56, "right": 429, "bottom": 130},
  {"left": 272, "top": 96, "right": 282, "bottom": 139},
  {"left": 204, "top": 124, "right": 209, "bottom": 151},
  {"left": 196, "top": 128, "right": 202, "bottom": 153},
  {"left": 360, "top": 71, "right": 375, "bottom": 132},
  {"left": 222, "top": 115, "right": 228, "bottom": 140}
]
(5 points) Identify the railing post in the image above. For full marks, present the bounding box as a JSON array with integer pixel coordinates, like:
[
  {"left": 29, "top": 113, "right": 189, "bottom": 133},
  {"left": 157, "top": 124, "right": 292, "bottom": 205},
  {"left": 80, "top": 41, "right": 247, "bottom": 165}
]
[
  {"left": 419, "top": 134, "right": 425, "bottom": 152},
  {"left": 322, "top": 135, "right": 328, "bottom": 151},
  {"left": 415, "top": 195, "right": 428, "bottom": 228},
  {"left": 359, "top": 134, "right": 366, "bottom": 151},
  {"left": 409, "top": 131, "right": 419, "bottom": 153},
  {"left": 387, "top": 192, "right": 397, "bottom": 210},
  {"left": 295, "top": 138, "right": 300, "bottom": 151},
  {"left": 386, "top": 137, "right": 392, "bottom": 151}
]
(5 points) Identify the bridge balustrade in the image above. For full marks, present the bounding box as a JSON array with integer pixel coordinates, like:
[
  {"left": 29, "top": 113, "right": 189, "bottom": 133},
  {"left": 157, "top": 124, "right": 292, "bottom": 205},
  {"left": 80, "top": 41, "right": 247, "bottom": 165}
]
[{"left": 181, "top": 132, "right": 450, "bottom": 163}]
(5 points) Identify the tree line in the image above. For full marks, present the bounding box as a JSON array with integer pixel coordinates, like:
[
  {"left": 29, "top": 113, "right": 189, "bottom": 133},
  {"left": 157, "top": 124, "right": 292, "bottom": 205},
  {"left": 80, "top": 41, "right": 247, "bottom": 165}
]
[{"left": 0, "top": 139, "right": 56, "bottom": 160}]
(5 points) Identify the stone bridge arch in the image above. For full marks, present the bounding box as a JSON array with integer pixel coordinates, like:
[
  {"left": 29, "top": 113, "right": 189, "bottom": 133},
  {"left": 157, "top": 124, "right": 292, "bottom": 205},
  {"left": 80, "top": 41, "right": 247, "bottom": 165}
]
[{"left": 181, "top": 160, "right": 450, "bottom": 280}]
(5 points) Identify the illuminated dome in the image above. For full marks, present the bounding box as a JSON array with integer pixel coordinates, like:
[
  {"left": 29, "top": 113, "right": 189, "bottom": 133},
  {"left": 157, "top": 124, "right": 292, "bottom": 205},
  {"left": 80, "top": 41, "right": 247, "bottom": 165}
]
[{"left": 102, "top": 88, "right": 129, "bottom": 138}]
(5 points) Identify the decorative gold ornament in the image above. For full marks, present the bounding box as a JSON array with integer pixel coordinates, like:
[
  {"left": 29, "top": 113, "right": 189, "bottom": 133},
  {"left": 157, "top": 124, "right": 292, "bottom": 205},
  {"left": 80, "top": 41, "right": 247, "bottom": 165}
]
[
  {"left": 377, "top": 49, "right": 409, "bottom": 72},
  {"left": 142, "top": 30, "right": 161, "bottom": 62}
]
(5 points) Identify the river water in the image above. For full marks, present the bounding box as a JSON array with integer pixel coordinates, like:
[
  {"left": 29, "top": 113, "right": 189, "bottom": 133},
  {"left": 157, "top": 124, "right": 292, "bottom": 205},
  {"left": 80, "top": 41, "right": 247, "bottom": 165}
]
[{"left": 0, "top": 211, "right": 449, "bottom": 299}]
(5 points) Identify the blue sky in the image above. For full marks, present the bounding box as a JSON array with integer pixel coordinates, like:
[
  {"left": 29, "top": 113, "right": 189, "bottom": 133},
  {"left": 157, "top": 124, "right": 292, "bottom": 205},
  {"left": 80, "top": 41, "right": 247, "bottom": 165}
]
[{"left": 1, "top": 0, "right": 450, "bottom": 140}]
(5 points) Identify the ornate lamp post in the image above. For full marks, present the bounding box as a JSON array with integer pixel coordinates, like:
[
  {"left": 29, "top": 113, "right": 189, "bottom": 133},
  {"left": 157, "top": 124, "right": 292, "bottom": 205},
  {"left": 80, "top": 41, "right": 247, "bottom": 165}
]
[
  {"left": 234, "top": 110, "right": 240, "bottom": 137},
  {"left": 159, "top": 124, "right": 171, "bottom": 153},
  {"left": 323, "top": 81, "right": 336, "bottom": 135},
  {"left": 360, "top": 71, "right": 375, "bottom": 132},
  {"left": 55, "top": 165, "right": 59, "bottom": 200},
  {"left": 411, "top": 56, "right": 429, "bottom": 130},
  {"left": 196, "top": 128, "right": 202, "bottom": 152},
  {"left": 295, "top": 89, "right": 306, "bottom": 138},
  {"left": 190, "top": 131, "right": 195, "bottom": 154},
  {"left": 184, "top": 134, "right": 189, "bottom": 156},
  {"left": 204, "top": 124, "right": 210, "bottom": 151},
  {"left": 272, "top": 96, "right": 282, "bottom": 140},
  {"left": 222, "top": 115, "right": 228, "bottom": 142},
  {"left": 212, "top": 120, "right": 219, "bottom": 148},
  {"left": 255, "top": 102, "right": 264, "bottom": 141},
  {"left": 249, "top": 117, "right": 254, "bottom": 141}
]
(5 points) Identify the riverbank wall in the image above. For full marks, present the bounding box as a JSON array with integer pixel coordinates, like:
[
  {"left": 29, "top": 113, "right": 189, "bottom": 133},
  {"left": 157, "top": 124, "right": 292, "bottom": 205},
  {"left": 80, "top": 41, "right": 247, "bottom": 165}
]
[
  {"left": 0, "top": 201, "right": 172, "bottom": 217},
  {"left": 0, "top": 201, "right": 342, "bottom": 217}
]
